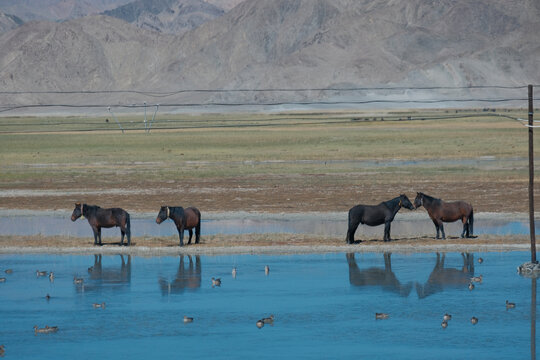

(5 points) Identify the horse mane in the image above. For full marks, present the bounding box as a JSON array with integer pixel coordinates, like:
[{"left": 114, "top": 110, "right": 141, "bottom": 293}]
[
  {"left": 420, "top": 193, "right": 441, "bottom": 205},
  {"left": 382, "top": 196, "right": 401, "bottom": 208}
]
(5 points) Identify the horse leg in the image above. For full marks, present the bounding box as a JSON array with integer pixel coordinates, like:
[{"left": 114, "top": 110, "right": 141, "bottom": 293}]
[
  {"left": 98, "top": 227, "right": 103, "bottom": 246},
  {"left": 120, "top": 230, "right": 125, "bottom": 246},
  {"left": 187, "top": 229, "right": 193, "bottom": 245},
  {"left": 92, "top": 227, "right": 99, "bottom": 246},
  {"left": 346, "top": 218, "right": 361, "bottom": 244},
  {"left": 461, "top": 218, "right": 468, "bottom": 238},
  {"left": 195, "top": 222, "right": 201, "bottom": 244},
  {"left": 432, "top": 219, "right": 440, "bottom": 239},
  {"left": 177, "top": 226, "right": 184, "bottom": 247},
  {"left": 439, "top": 222, "right": 446, "bottom": 239},
  {"left": 384, "top": 221, "right": 391, "bottom": 241}
]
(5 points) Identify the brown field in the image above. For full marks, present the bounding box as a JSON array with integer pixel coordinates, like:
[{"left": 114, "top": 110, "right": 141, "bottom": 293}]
[{"left": 0, "top": 110, "right": 538, "bottom": 214}]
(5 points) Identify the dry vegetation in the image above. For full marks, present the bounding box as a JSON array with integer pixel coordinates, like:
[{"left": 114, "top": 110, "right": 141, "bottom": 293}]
[{"left": 0, "top": 110, "right": 537, "bottom": 213}]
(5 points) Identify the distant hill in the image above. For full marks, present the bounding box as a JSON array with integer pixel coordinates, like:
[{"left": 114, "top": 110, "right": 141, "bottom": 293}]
[
  {"left": 0, "top": 11, "right": 23, "bottom": 33},
  {"left": 102, "top": 0, "right": 225, "bottom": 34},
  {"left": 0, "top": 0, "right": 539, "bottom": 110},
  {"left": 0, "top": 0, "right": 132, "bottom": 21}
]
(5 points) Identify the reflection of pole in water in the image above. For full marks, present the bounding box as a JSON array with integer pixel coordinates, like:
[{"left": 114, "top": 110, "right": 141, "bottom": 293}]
[{"left": 532, "top": 277, "right": 537, "bottom": 360}]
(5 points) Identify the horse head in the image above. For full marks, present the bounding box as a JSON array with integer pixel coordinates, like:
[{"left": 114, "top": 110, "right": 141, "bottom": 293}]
[
  {"left": 413, "top": 192, "right": 424, "bottom": 209},
  {"left": 71, "top": 203, "right": 83, "bottom": 221},
  {"left": 399, "top": 194, "right": 415, "bottom": 210},
  {"left": 156, "top": 206, "right": 169, "bottom": 224}
]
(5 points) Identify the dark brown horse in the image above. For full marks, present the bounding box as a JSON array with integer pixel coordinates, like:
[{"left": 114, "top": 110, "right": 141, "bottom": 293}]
[
  {"left": 346, "top": 194, "right": 414, "bottom": 243},
  {"left": 156, "top": 206, "right": 201, "bottom": 246},
  {"left": 71, "top": 203, "right": 131, "bottom": 246},
  {"left": 414, "top": 192, "right": 474, "bottom": 239}
]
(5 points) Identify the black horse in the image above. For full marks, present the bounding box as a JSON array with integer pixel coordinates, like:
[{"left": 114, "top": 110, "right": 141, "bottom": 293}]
[
  {"left": 346, "top": 194, "right": 414, "bottom": 243},
  {"left": 414, "top": 192, "right": 474, "bottom": 239},
  {"left": 71, "top": 203, "right": 131, "bottom": 246},
  {"left": 156, "top": 206, "right": 201, "bottom": 246}
]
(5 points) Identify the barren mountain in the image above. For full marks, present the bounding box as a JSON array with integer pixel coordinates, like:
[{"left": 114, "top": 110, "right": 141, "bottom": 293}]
[
  {"left": 103, "top": 0, "right": 225, "bottom": 34},
  {"left": 0, "top": 11, "right": 22, "bottom": 33},
  {"left": 0, "top": 0, "right": 132, "bottom": 21},
  {"left": 0, "top": 0, "right": 539, "bottom": 109}
]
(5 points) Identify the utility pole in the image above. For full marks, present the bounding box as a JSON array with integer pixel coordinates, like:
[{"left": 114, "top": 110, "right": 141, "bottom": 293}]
[{"left": 529, "top": 84, "right": 537, "bottom": 263}]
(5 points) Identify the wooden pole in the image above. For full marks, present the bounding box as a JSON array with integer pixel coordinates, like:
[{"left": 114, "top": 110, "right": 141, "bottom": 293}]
[{"left": 529, "top": 84, "right": 537, "bottom": 263}]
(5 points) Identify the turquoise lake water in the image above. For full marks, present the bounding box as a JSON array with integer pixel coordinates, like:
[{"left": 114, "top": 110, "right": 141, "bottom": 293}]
[{"left": 0, "top": 252, "right": 537, "bottom": 359}]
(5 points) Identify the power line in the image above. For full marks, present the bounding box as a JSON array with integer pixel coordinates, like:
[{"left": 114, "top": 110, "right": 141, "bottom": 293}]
[{"left": 0, "top": 85, "right": 536, "bottom": 97}]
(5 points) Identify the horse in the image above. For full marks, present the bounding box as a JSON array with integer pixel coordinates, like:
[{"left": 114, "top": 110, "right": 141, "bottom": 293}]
[
  {"left": 71, "top": 203, "right": 131, "bottom": 246},
  {"left": 413, "top": 192, "right": 474, "bottom": 239},
  {"left": 156, "top": 206, "right": 201, "bottom": 246},
  {"left": 346, "top": 194, "right": 414, "bottom": 243}
]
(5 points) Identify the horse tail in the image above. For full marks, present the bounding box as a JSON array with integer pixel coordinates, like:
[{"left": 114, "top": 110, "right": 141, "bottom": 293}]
[
  {"left": 468, "top": 208, "right": 474, "bottom": 236},
  {"left": 125, "top": 212, "right": 131, "bottom": 237}
]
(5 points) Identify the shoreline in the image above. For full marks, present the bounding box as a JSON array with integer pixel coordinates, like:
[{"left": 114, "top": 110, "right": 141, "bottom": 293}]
[{"left": 0, "top": 233, "right": 532, "bottom": 255}]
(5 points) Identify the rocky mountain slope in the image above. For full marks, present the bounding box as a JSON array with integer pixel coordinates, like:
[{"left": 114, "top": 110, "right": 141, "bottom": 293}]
[
  {"left": 102, "top": 0, "right": 225, "bottom": 34},
  {"left": 0, "top": 11, "right": 22, "bottom": 32},
  {"left": 0, "top": 0, "right": 538, "bottom": 109}
]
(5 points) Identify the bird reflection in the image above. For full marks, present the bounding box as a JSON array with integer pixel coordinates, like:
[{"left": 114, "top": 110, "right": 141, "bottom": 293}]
[
  {"left": 346, "top": 252, "right": 412, "bottom": 297},
  {"left": 76, "top": 255, "right": 131, "bottom": 293},
  {"left": 416, "top": 252, "right": 474, "bottom": 299},
  {"left": 159, "top": 255, "right": 201, "bottom": 295}
]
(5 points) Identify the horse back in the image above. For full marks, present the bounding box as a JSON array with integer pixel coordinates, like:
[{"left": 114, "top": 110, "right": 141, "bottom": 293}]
[
  {"left": 440, "top": 201, "right": 472, "bottom": 221},
  {"left": 184, "top": 207, "right": 201, "bottom": 229},
  {"left": 349, "top": 204, "right": 387, "bottom": 226},
  {"left": 94, "top": 207, "right": 128, "bottom": 228}
]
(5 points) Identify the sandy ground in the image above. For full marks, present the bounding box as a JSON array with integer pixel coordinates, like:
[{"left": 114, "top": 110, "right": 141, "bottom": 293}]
[
  {"left": 0, "top": 210, "right": 536, "bottom": 255},
  {"left": 0, "top": 232, "right": 532, "bottom": 255}
]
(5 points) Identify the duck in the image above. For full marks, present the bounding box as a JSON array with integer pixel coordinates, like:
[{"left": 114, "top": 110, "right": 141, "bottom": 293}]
[
  {"left": 4, "top": 269, "right": 13, "bottom": 274},
  {"left": 73, "top": 277, "right": 84, "bottom": 284},
  {"left": 49, "top": 272, "right": 55, "bottom": 282},
  {"left": 183, "top": 316, "right": 194, "bottom": 323},
  {"left": 45, "top": 294, "right": 51, "bottom": 301},
  {"left": 265, "top": 265, "right": 270, "bottom": 275},
  {"left": 471, "top": 316, "right": 478, "bottom": 325},
  {"left": 93, "top": 302, "right": 106, "bottom": 309},
  {"left": 375, "top": 313, "right": 389, "bottom": 320},
  {"left": 211, "top": 277, "right": 221, "bottom": 287},
  {"left": 232, "top": 267, "right": 237, "bottom": 278},
  {"left": 0, "top": 344, "right": 4, "bottom": 356},
  {"left": 443, "top": 313, "right": 452, "bottom": 322},
  {"left": 256, "top": 320, "right": 264, "bottom": 329},
  {"left": 88, "top": 266, "right": 94, "bottom": 273},
  {"left": 36, "top": 270, "right": 47, "bottom": 277},
  {"left": 468, "top": 283, "right": 475, "bottom": 291},
  {"left": 478, "top": 257, "right": 484, "bottom": 264},
  {"left": 471, "top": 275, "right": 483, "bottom": 283},
  {"left": 34, "top": 325, "right": 58, "bottom": 334},
  {"left": 441, "top": 321, "right": 448, "bottom": 329},
  {"left": 506, "top": 300, "right": 516, "bottom": 309},
  {"left": 0, "top": 277, "right": 6, "bottom": 283},
  {"left": 262, "top": 315, "right": 274, "bottom": 324}
]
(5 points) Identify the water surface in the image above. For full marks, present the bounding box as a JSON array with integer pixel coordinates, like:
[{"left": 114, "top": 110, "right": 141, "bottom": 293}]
[{"left": 0, "top": 252, "right": 537, "bottom": 359}]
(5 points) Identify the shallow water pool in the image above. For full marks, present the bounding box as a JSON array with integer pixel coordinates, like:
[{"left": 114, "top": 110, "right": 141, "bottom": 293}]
[{"left": 0, "top": 252, "right": 537, "bottom": 359}]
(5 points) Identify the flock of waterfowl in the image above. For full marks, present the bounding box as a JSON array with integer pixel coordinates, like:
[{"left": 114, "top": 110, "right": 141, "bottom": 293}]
[{"left": 0, "top": 254, "right": 521, "bottom": 357}]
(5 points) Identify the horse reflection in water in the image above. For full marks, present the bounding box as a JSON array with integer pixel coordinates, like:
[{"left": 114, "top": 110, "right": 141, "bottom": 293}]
[
  {"left": 75, "top": 255, "right": 131, "bottom": 293},
  {"left": 159, "top": 255, "right": 201, "bottom": 295},
  {"left": 346, "top": 253, "right": 412, "bottom": 297},
  {"left": 416, "top": 252, "right": 475, "bottom": 299}
]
